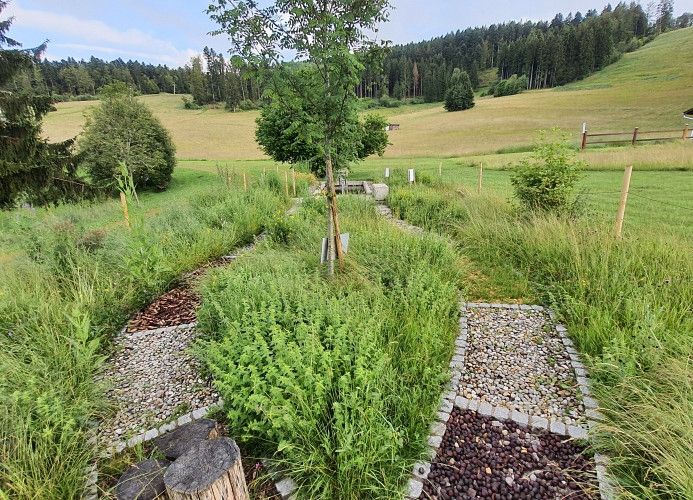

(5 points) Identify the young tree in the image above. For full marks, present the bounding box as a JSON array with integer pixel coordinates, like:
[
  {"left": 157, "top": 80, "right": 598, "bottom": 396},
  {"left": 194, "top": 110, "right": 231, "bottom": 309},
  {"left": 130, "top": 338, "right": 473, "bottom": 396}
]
[
  {"left": 0, "top": 1, "right": 86, "bottom": 208},
  {"left": 444, "top": 68, "right": 474, "bottom": 111},
  {"left": 79, "top": 83, "right": 176, "bottom": 191},
  {"left": 208, "top": 0, "right": 391, "bottom": 272}
]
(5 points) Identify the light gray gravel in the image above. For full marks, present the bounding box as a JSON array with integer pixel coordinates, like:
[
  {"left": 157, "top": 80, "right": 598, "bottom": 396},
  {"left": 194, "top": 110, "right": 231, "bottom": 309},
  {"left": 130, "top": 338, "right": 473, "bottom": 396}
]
[
  {"left": 375, "top": 204, "right": 424, "bottom": 234},
  {"left": 459, "top": 307, "right": 586, "bottom": 426},
  {"left": 98, "top": 324, "right": 219, "bottom": 448}
]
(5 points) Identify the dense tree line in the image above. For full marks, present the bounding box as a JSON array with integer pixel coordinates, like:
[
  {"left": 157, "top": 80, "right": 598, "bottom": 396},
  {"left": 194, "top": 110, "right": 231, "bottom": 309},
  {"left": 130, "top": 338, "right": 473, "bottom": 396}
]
[{"left": 375, "top": 1, "right": 691, "bottom": 102}]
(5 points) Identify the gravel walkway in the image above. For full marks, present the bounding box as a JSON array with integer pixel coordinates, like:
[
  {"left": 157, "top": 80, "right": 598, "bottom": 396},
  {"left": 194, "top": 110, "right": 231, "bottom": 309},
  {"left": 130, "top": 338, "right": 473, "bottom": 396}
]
[
  {"left": 375, "top": 203, "right": 424, "bottom": 234},
  {"left": 460, "top": 307, "right": 586, "bottom": 427},
  {"left": 98, "top": 324, "right": 219, "bottom": 449}
]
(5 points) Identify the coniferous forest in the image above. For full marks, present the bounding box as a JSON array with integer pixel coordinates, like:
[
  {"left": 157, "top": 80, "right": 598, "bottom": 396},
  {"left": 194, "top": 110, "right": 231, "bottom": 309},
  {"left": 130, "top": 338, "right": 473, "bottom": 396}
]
[{"left": 3, "top": 2, "right": 691, "bottom": 107}]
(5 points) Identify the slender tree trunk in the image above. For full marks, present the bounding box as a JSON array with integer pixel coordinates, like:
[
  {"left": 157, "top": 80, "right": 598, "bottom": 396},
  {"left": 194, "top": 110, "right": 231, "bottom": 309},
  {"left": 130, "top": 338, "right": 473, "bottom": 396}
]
[{"left": 324, "top": 148, "right": 344, "bottom": 274}]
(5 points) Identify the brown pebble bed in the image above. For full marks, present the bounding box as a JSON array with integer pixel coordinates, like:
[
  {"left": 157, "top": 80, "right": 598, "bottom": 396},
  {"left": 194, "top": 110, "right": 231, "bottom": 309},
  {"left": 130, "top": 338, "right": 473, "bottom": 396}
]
[{"left": 423, "top": 408, "right": 598, "bottom": 499}]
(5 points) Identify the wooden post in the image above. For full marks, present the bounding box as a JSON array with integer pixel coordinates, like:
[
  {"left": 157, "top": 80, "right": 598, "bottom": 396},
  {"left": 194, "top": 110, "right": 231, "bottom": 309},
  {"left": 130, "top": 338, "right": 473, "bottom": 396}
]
[
  {"left": 276, "top": 165, "right": 279, "bottom": 174},
  {"left": 119, "top": 192, "right": 130, "bottom": 228},
  {"left": 242, "top": 172, "right": 247, "bottom": 191},
  {"left": 614, "top": 165, "right": 633, "bottom": 239},
  {"left": 581, "top": 122, "right": 588, "bottom": 150},
  {"left": 683, "top": 127, "right": 689, "bottom": 140},
  {"left": 438, "top": 161, "right": 442, "bottom": 177},
  {"left": 164, "top": 438, "right": 249, "bottom": 500},
  {"left": 284, "top": 171, "right": 289, "bottom": 197},
  {"left": 292, "top": 169, "right": 297, "bottom": 196},
  {"left": 477, "top": 163, "right": 483, "bottom": 194},
  {"left": 631, "top": 127, "right": 639, "bottom": 146}
]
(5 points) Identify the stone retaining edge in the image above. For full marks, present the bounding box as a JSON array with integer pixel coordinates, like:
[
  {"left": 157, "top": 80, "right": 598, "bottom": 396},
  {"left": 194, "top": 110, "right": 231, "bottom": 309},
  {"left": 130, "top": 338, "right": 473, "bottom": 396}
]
[{"left": 404, "top": 302, "right": 615, "bottom": 500}]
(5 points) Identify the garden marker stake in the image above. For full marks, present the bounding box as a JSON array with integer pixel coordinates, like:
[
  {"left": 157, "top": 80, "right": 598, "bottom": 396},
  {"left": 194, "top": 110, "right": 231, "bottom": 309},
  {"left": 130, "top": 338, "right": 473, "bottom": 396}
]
[
  {"left": 614, "top": 165, "right": 633, "bottom": 239},
  {"left": 243, "top": 172, "right": 247, "bottom": 191},
  {"left": 478, "top": 163, "right": 483, "bottom": 194},
  {"left": 119, "top": 192, "right": 130, "bottom": 229},
  {"left": 292, "top": 169, "right": 297, "bottom": 196},
  {"left": 285, "top": 171, "right": 289, "bottom": 196},
  {"left": 439, "top": 161, "right": 442, "bottom": 176}
]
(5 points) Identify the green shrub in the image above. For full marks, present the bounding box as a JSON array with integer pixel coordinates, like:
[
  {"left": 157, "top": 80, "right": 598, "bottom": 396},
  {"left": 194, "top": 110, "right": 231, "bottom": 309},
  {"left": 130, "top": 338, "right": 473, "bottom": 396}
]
[
  {"left": 197, "top": 197, "right": 463, "bottom": 498},
  {"left": 388, "top": 185, "right": 469, "bottom": 232},
  {"left": 444, "top": 68, "right": 475, "bottom": 112},
  {"left": 510, "top": 131, "right": 584, "bottom": 213},
  {"left": 491, "top": 74, "right": 529, "bottom": 97},
  {"left": 181, "top": 96, "right": 202, "bottom": 109},
  {"left": 79, "top": 84, "right": 176, "bottom": 191},
  {"left": 238, "top": 99, "right": 258, "bottom": 111}
]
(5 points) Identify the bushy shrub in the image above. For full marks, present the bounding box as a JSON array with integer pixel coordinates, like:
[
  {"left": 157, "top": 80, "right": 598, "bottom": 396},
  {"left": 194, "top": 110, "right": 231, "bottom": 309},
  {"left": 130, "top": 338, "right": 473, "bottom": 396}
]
[
  {"left": 491, "top": 74, "right": 529, "bottom": 97},
  {"left": 389, "top": 185, "right": 469, "bottom": 232},
  {"left": 510, "top": 131, "right": 584, "bottom": 213},
  {"left": 79, "top": 84, "right": 176, "bottom": 191},
  {"left": 181, "top": 96, "right": 202, "bottom": 109},
  {"left": 444, "top": 68, "right": 475, "bottom": 112}
]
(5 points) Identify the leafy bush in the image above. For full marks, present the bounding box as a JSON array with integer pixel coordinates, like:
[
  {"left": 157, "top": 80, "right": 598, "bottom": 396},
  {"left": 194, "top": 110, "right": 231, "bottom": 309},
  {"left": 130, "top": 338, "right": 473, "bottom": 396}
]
[
  {"left": 238, "top": 99, "right": 259, "bottom": 111},
  {"left": 388, "top": 185, "right": 469, "bottom": 232},
  {"left": 181, "top": 96, "right": 202, "bottom": 109},
  {"left": 510, "top": 131, "right": 584, "bottom": 213},
  {"left": 0, "top": 185, "right": 286, "bottom": 497},
  {"left": 79, "top": 84, "right": 176, "bottom": 191},
  {"left": 491, "top": 74, "right": 529, "bottom": 97},
  {"left": 444, "top": 68, "right": 475, "bottom": 112},
  {"left": 197, "top": 197, "right": 462, "bottom": 497}
]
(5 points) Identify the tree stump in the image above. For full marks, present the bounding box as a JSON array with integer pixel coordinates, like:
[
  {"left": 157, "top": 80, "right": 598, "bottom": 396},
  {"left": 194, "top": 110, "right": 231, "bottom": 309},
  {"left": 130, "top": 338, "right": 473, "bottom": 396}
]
[
  {"left": 152, "top": 418, "right": 219, "bottom": 460},
  {"left": 115, "top": 459, "right": 169, "bottom": 500},
  {"left": 164, "top": 437, "right": 249, "bottom": 500}
]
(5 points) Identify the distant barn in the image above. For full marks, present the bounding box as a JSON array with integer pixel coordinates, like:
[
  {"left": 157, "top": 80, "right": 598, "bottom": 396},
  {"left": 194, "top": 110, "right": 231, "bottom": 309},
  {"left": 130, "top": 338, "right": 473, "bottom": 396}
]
[{"left": 386, "top": 123, "right": 400, "bottom": 131}]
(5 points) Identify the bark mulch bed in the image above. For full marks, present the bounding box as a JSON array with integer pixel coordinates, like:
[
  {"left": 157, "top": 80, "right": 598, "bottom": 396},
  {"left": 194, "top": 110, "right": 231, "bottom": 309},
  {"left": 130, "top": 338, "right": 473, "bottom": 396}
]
[
  {"left": 423, "top": 408, "right": 598, "bottom": 500},
  {"left": 126, "top": 256, "right": 235, "bottom": 332}
]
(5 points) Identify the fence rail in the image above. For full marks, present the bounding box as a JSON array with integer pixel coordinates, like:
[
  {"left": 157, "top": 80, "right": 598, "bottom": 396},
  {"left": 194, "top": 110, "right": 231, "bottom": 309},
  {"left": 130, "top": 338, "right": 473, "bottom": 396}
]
[{"left": 580, "top": 124, "right": 692, "bottom": 150}]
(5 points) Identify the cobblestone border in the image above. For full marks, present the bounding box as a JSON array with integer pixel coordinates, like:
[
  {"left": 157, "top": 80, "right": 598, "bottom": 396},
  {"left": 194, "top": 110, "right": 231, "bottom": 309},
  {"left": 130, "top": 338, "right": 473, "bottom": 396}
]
[{"left": 404, "top": 302, "right": 614, "bottom": 500}]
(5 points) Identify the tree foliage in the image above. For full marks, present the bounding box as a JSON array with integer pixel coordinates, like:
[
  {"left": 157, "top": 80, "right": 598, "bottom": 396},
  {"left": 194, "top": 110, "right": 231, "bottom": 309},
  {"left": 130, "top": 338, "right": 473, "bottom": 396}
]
[
  {"left": 491, "top": 74, "right": 529, "bottom": 97},
  {"left": 78, "top": 83, "right": 176, "bottom": 191},
  {"left": 444, "top": 68, "right": 474, "bottom": 111},
  {"left": 0, "top": 1, "right": 88, "bottom": 208},
  {"left": 510, "top": 130, "right": 585, "bottom": 213},
  {"left": 256, "top": 67, "right": 388, "bottom": 176}
]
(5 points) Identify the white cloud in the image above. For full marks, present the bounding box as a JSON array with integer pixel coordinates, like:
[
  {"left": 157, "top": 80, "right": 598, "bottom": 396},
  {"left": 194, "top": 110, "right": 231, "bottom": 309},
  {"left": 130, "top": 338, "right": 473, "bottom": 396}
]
[{"left": 6, "top": 2, "right": 197, "bottom": 66}]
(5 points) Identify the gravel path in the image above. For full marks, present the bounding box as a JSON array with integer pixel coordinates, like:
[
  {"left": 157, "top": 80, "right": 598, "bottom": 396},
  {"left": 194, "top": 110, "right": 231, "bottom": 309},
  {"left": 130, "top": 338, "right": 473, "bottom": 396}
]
[
  {"left": 98, "top": 324, "right": 219, "bottom": 449},
  {"left": 375, "top": 203, "right": 424, "bottom": 234},
  {"left": 459, "top": 307, "right": 586, "bottom": 427},
  {"left": 423, "top": 408, "right": 597, "bottom": 499}
]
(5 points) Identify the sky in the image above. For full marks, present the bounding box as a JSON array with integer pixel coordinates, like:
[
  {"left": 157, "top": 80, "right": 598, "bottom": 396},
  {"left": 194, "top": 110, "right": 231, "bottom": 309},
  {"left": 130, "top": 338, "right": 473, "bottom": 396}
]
[{"left": 5, "top": 0, "right": 693, "bottom": 67}]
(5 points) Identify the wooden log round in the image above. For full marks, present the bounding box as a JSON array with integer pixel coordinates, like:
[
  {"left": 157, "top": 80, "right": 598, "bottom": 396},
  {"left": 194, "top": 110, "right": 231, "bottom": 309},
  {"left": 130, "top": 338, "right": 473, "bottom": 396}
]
[{"left": 164, "top": 437, "right": 249, "bottom": 500}]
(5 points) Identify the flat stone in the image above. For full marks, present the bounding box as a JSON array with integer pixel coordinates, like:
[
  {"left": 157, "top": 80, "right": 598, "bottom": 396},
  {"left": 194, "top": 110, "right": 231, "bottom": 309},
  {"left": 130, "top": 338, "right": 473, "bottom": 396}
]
[
  {"left": 427, "top": 435, "right": 442, "bottom": 449},
  {"left": 549, "top": 420, "right": 567, "bottom": 435},
  {"left": 143, "top": 428, "right": 158, "bottom": 442},
  {"left": 115, "top": 459, "right": 169, "bottom": 500},
  {"left": 468, "top": 398, "right": 480, "bottom": 412},
  {"left": 430, "top": 421, "right": 446, "bottom": 437},
  {"left": 568, "top": 425, "right": 588, "bottom": 440},
  {"left": 477, "top": 401, "right": 494, "bottom": 416},
  {"left": 529, "top": 415, "right": 549, "bottom": 431},
  {"left": 152, "top": 418, "right": 219, "bottom": 460},
  {"left": 413, "top": 461, "right": 431, "bottom": 480},
  {"left": 510, "top": 410, "right": 529, "bottom": 427},
  {"left": 440, "top": 398, "right": 453, "bottom": 414},
  {"left": 493, "top": 406, "right": 510, "bottom": 421},
  {"left": 407, "top": 478, "right": 423, "bottom": 498},
  {"left": 455, "top": 395, "right": 470, "bottom": 410},
  {"left": 437, "top": 411, "right": 451, "bottom": 423}
]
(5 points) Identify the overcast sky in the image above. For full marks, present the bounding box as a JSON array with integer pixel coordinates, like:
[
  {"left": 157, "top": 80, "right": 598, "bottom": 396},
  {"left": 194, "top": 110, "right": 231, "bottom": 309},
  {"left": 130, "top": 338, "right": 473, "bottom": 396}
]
[{"left": 5, "top": 0, "right": 693, "bottom": 67}]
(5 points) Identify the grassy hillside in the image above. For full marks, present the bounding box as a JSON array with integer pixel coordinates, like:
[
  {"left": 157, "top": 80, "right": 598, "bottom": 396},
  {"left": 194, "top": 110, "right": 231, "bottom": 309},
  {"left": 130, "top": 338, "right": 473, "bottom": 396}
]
[{"left": 43, "top": 28, "right": 693, "bottom": 160}]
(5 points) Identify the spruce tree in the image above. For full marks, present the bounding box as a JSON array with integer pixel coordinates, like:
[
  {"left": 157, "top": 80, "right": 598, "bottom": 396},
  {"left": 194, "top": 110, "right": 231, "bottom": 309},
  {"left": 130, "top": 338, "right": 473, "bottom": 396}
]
[
  {"left": 444, "top": 68, "right": 474, "bottom": 112},
  {"left": 0, "top": 1, "right": 86, "bottom": 208}
]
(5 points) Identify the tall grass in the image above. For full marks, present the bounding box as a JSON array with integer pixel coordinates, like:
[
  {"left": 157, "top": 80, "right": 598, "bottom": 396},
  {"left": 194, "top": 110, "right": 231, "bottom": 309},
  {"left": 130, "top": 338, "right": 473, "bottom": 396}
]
[
  {"left": 196, "top": 197, "right": 466, "bottom": 498},
  {"left": 388, "top": 184, "right": 693, "bottom": 498},
  {"left": 0, "top": 185, "right": 285, "bottom": 498}
]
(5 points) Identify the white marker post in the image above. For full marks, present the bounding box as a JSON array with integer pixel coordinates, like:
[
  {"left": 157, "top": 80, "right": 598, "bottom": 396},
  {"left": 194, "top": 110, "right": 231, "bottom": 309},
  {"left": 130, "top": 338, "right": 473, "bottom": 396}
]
[
  {"left": 384, "top": 167, "right": 390, "bottom": 178},
  {"left": 408, "top": 168, "right": 415, "bottom": 184}
]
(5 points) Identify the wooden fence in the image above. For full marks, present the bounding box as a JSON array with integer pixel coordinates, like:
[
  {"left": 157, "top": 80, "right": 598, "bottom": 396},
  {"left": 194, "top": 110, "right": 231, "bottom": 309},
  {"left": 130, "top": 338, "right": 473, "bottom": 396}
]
[{"left": 580, "top": 123, "right": 691, "bottom": 150}]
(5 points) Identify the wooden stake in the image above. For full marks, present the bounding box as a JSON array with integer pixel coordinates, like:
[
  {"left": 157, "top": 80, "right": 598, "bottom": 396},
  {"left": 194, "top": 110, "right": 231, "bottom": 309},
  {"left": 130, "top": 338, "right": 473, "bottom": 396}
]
[
  {"left": 683, "top": 127, "right": 689, "bottom": 140},
  {"left": 614, "top": 165, "right": 633, "bottom": 239},
  {"left": 276, "top": 164, "right": 279, "bottom": 174},
  {"left": 292, "top": 169, "right": 296, "bottom": 196},
  {"left": 119, "top": 192, "right": 130, "bottom": 228},
  {"left": 477, "top": 163, "right": 483, "bottom": 194},
  {"left": 242, "top": 172, "right": 247, "bottom": 191},
  {"left": 284, "top": 171, "right": 289, "bottom": 197},
  {"left": 631, "top": 127, "right": 639, "bottom": 146},
  {"left": 581, "top": 122, "right": 588, "bottom": 150},
  {"left": 438, "top": 161, "right": 442, "bottom": 176}
]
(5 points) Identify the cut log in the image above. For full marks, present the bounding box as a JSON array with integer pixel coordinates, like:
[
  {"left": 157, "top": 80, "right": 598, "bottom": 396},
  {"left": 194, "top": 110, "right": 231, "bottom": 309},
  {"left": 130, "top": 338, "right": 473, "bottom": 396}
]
[
  {"left": 152, "top": 418, "right": 219, "bottom": 460},
  {"left": 164, "top": 437, "right": 249, "bottom": 500},
  {"left": 115, "top": 459, "right": 169, "bottom": 500}
]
